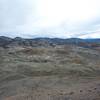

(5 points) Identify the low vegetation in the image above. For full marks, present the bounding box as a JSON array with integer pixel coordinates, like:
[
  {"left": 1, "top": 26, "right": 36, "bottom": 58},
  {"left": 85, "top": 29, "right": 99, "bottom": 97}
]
[{"left": 0, "top": 43, "right": 100, "bottom": 100}]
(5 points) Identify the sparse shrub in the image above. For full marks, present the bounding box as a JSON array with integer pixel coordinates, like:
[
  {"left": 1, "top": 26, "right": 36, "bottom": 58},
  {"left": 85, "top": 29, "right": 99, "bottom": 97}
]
[
  {"left": 55, "top": 49, "right": 69, "bottom": 55},
  {"left": 71, "top": 57, "right": 83, "bottom": 64},
  {"left": 17, "top": 48, "right": 46, "bottom": 55}
]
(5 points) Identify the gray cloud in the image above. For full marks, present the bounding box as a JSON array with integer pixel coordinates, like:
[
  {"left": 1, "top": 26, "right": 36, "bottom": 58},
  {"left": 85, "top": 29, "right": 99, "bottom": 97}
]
[
  {"left": 0, "top": 0, "right": 100, "bottom": 38},
  {"left": 0, "top": 0, "right": 37, "bottom": 32}
]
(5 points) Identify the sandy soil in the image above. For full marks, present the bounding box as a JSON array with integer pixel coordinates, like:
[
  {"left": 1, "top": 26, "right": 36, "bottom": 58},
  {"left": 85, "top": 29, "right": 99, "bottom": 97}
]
[{"left": 0, "top": 76, "right": 100, "bottom": 100}]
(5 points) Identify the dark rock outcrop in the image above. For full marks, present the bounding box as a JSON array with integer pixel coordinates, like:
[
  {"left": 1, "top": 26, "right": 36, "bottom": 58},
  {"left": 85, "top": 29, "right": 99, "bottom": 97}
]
[{"left": 0, "top": 36, "right": 100, "bottom": 48}]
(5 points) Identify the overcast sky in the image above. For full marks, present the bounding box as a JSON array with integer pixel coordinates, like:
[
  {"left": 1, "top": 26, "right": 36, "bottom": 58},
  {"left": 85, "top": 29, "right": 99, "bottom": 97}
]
[{"left": 0, "top": 0, "right": 100, "bottom": 38}]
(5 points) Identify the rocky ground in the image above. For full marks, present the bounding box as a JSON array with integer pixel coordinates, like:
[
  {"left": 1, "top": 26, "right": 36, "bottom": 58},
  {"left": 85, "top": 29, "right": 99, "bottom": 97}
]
[{"left": 0, "top": 44, "right": 100, "bottom": 100}]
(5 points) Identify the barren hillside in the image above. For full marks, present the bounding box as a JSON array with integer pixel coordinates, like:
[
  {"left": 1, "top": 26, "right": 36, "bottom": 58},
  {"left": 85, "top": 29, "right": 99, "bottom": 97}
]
[{"left": 0, "top": 37, "right": 100, "bottom": 100}]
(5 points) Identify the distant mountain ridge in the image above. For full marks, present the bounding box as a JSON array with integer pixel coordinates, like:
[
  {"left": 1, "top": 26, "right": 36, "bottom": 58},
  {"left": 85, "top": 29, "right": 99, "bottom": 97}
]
[{"left": 0, "top": 36, "right": 100, "bottom": 48}]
